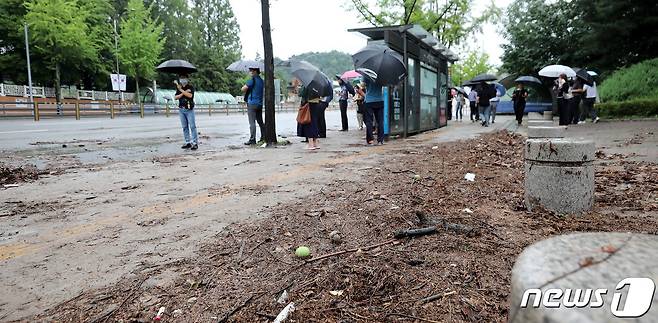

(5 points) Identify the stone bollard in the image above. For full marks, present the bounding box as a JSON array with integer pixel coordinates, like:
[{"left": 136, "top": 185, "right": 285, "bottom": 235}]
[
  {"left": 509, "top": 232, "right": 658, "bottom": 323},
  {"left": 527, "top": 126, "right": 567, "bottom": 138},
  {"left": 528, "top": 120, "right": 554, "bottom": 127},
  {"left": 524, "top": 138, "right": 595, "bottom": 214},
  {"left": 543, "top": 111, "right": 553, "bottom": 120},
  {"left": 528, "top": 112, "right": 543, "bottom": 120}
]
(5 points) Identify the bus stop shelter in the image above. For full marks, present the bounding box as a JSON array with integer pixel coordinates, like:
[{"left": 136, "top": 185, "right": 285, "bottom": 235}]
[{"left": 349, "top": 25, "right": 459, "bottom": 137}]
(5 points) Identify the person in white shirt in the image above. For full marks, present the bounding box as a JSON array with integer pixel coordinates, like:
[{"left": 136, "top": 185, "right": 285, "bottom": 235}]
[{"left": 580, "top": 81, "right": 600, "bottom": 123}]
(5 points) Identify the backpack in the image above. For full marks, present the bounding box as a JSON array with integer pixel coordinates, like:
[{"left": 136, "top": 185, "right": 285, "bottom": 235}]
[{"left": 244, "top": 76, "right": 255, "bottom": 103}]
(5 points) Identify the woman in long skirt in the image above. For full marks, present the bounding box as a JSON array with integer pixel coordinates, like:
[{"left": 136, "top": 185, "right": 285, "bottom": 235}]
[{"left": 296, "top": 86, "right": 322, "bottom": 150}]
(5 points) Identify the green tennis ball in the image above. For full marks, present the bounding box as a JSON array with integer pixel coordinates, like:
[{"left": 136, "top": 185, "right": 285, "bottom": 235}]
[{"left": 295, "top": 246, "right": 310, "bottom": 258}]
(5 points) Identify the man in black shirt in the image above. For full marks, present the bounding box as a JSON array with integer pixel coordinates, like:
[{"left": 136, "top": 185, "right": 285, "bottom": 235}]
[{"left": 175, "top": 74, "right": 198, "bottom": 150}]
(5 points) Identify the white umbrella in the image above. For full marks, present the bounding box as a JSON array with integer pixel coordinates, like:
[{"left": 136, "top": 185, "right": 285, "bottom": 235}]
[{"left": 538, "top": 65, "right": 576, "bottom": 78}]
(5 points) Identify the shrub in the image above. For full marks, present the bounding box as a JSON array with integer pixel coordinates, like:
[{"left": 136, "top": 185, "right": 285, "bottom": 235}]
[
  {"left": 596, "top": 98, "right": 658, "bottom": 118},
  {"left": 598, "top": 58, "right": 658, "bottom": 102}
]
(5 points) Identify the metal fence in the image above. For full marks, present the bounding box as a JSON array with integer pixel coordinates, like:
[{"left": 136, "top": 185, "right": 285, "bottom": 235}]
[
  {"left": 0, "top": 101, "right": 339, "bottom": 121},
  {"left": 0, "top": 83, "right": 134, "bottom": 101}
]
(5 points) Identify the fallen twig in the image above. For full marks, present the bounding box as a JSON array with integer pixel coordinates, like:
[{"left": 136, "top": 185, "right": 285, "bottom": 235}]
[
  {"left": 420, "top": 290, "right": 457, "bottom": 303},
  {"left": 218, "top": 294, "right": 256, "bottom": 323},
  {"left": 101, "top": 276, "right": 148, "bottom": 323},
  {"left": 306, "top": 239, "right": 398, "bottom": 263},
  {"left": 387, "top": 313, "right": 441, "bottom": 323},
  {"left": 394, "top": 221, "right": 479, "bottom": 239}
]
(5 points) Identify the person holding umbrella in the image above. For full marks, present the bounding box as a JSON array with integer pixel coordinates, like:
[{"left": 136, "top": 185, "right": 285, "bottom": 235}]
[
  {"left": 468, "top": 87, "right": 478, "bottom": 122},
  {"left": 511, "top": 83, "right": 528, "bottom": 125},
  {"left": 241, "top": 68, "right": 265, "bottom": 145},
  {"left": 173, "top": 74, "right": 198, "bottom": 150},
  {"left": 569, "top": 77, "right": 585, "bottom": 125},
  {"left": 554, "top": 74, "right": 570, "bottom": 125},
  {"left": 336, "top": 75, "right": 354, "bottom": 131},
  {"left": 476, "top": 82, "right": 495, "bottom": 127},
  {"left": 580, "top": 81, "right": 600, "bottom": 123},
  {"left": 363, "top": 76, "right": 385, "bottom": 145}
]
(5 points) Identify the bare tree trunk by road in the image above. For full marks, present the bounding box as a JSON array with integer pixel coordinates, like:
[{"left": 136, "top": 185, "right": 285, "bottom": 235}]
[{"left": 261, "top": 0, "right": 277, "bottom": 145}]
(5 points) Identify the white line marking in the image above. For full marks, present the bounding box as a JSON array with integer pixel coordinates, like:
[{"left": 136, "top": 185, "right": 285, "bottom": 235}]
[{"left": 0, "top": 129, "right": 49, "bottom": 134}]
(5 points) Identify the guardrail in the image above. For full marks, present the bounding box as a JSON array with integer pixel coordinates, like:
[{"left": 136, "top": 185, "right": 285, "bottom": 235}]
[{"left": 0, "top": 101, "right": 340, "bottom": 121}]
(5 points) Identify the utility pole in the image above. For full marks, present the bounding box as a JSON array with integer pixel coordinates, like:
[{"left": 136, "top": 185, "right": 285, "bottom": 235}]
[
  {"left": 114, "top": 18, "right": 122, "bottom": 102},
  {"left": 261, "top": 0, "right": 277, "bottom": 145},
  {"left": 24, "top": 23, "right": 34, "bottom": 106}
]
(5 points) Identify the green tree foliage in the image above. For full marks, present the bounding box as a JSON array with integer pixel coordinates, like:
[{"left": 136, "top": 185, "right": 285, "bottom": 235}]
[
  {"left": 24, "top": 0, "right": 100, "bottom": 104},
  {"left": 119, "top": 0, "right": 165, "bottom": 104},
  {"left": 188, "top": 0, "right": 241, "bottom": 93},
  {"left": 449, "top": 50, "right": 493, "bottom": 85},
  {"left": 598, "top": 58, "right": 658, "bottom": 103},
  {"left": 501, "top": 0, "right": 585, "bottom": 75},
  {"left": 0, "top": 0, "right": 31, "bottom": 84},
  {"left": 348, "top": 0, "right": 500, "bottom": 48},
  {"left": 576, "top": 0, "right": 658, "bottom": 73},
  {"left": 501, "top": 0, "right": 658, "bottom": 77}
]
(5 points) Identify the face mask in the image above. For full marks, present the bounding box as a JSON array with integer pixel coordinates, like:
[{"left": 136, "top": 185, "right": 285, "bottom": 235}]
[{"left": 179, "top": 78, "right": 188, "bottom": 86}]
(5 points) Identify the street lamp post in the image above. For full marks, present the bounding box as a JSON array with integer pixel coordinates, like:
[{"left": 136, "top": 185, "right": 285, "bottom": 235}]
[
  {"left": 24, "top": 23, "right": 34, "bottom": 108},
  {"left": 113, "top": 18, "right": 122, "bottom": 102}
]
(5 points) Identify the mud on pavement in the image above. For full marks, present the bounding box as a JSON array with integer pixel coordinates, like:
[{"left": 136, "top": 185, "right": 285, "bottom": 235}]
[{"left": 31, "top": 129, "right": 658, "bottom": 323}]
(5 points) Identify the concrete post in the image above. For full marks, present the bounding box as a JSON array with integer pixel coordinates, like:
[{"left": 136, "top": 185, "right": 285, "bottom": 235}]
[
  {"left": 528, "top": 120, "right": 554, "bottom": 127},
  {"left": 524, "top": 138, "right": 595, "bottom": 214},
  {"left": 543, "top": 111, "right": 553, "bottom": 120},
  {"left": 528, "top": 112, "right": 543, "bottom": 120},
  {"left": 509, "top": 232, "right": 658, "bottom": 323}
]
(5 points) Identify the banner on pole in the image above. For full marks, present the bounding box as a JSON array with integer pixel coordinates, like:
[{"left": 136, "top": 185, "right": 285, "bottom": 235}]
[{"left": 110, "top": 74, "right": 126, "bottom": 91}]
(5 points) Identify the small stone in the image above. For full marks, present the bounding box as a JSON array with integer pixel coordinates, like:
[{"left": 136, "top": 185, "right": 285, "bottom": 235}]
[{"left": 187, "top": 297, "right": 197, "bottom": 303}]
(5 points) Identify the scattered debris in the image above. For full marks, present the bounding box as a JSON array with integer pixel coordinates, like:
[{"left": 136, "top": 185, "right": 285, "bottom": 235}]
[{"left": 273, "top": 302, "right": 295, "bottom": 323}]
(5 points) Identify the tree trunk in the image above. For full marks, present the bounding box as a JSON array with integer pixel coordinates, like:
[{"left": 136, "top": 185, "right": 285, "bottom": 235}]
[
  {"left": 135, "top": 76, "right": 141, "bottom": 105},
  {"left": 55, "top": 62, "right": 61, "bottom": 104},
  {"left": 55, "top": 62, "right": 62, "bottom": 114},
  {"left": 261, "top": 0, "right": 276, "bottom": 145}
]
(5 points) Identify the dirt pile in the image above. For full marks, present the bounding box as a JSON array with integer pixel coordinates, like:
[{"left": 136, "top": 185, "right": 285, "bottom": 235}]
[
  {"left": 0, "top": 163, "right": 40, "bottom": 185},
  {"left": 40, "top": 131, "right": 658, "bottom": 323}
]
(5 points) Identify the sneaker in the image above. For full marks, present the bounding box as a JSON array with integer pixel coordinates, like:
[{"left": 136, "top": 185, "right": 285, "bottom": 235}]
[
  {"left": 244, "top": 140, "right": 256, "bottom": 145},
  {"left": 191, "top": 144, "right": 198, "bottom": 150},
  {"left": 181, "top": 143, "right": 192, "bottom": 149},
  {"left": 578, "top": 121, "right": 585, "bottom": 124},
  {"left": 593, "top": 117, "right": 600, "bottom": 123}
]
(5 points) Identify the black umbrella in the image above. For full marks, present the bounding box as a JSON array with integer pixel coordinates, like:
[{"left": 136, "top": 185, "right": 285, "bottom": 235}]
[
  {"left": 515, "top": 76, "right": 542, "bottom": 85},
  {"left": 462, "top": 80, "right": 480, "bottom": 87},
  {"left": 226, "top": 59, "right": 264, "bottom": 72},
  {"left": 470, "top": 73, "right": 498, "bottom": 82},
  {"left": 289, "top": 60, "right": 332, "bottom": 97},
  {"left": 156, "top": 59, "right": 197, "bottom": 74},
  {"left": 352, "top": 44, "right": 406, "bottom": 86},
  {"left": 576, "top": 69, "right": 594, "bottom": 86}
]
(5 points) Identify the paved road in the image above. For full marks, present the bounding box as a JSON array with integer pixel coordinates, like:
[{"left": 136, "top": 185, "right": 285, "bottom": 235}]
[{"left": 0, "top": 109, "right": 353, "bottom": 166}]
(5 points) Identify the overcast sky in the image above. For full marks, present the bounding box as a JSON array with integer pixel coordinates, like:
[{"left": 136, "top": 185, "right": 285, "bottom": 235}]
[{"left": 228, "top": 0, "right": 511, "bottom": 66}]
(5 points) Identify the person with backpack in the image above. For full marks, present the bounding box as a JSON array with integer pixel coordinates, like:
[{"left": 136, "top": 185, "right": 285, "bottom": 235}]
[
  {"left": 335, "top": 75, "right": 355, "bottom": 131},
  {"left": 241, "top": 68, "right": 265, "bottom": 145},
  {"left": 175, "top": 73, "right": 198, "bottom": 150}
]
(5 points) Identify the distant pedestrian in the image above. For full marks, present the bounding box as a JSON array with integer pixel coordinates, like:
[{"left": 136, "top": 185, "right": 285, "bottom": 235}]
[
  {"left": 477, "top": 83, "right": 495, "bottom": 127},
  {"left": 336, "top": 76, "right": 354, "bottom": 131},
  {"left": 569, "top": 78, "right": 584, "bottom": 124},
  {"left": 241, "top": 68, "right": 265, "bottom": 145},
  {"left": 456, "top": 91, "right": 464, "bottom": 121},
  {"left": 297, "top": 85, "right": 322, "bottom": 150},
  {"left": 489, "top": 87, "right": 501, "bottom": 124},
  {"left": 363, "top": 77, "right": 384, "bottom": 145},
  {"left": 468, "top": 88, "right": 479, "bottom": 122},
  {"left": 354, "top": 82, "right": 366, "bottom": 130},
  {"left": 511, "top": 83, "right": 528, "bottom": 125},
  {"left": 555, "top": 74, "right": 570, "bottom": 125},
  {"left": 175, "top": 73, "right": 198, "bottom": 150},
  {"left": 580, "top": 81, "right": 600, "bottom": 123}
]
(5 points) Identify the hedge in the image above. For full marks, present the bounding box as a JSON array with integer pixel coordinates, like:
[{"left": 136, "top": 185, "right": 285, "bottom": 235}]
[
  {"left": 595, "top": 98, "right": 658, "bottom": 118},
  {"left": 598, "top": 58, "right": 658, "bottom": 102}
]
